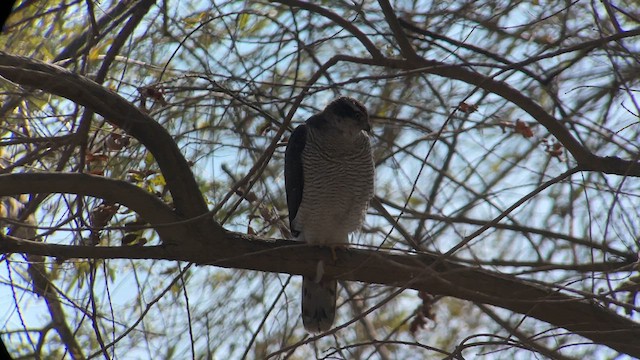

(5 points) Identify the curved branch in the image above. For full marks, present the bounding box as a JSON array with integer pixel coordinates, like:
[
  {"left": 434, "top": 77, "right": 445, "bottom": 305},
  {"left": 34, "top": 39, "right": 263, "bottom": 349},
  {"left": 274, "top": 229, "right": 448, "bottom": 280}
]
[
  {"left": 0, "top": 173, "right": 185, "bottom": 243},
  {"left": 394, "top": 57, "right": 591, "bottom": 163},
  {"left": 336, "top": 55, "right": 640, "bottom": 175},
  {"left": 272, "top": 0, "right": 383, "bottom": 60},
  {"left": 1, "top": 233, "right": 639, "bottom": 357},
  {"left": 0, "top": 52, "right": 225, "bottom": 242}
]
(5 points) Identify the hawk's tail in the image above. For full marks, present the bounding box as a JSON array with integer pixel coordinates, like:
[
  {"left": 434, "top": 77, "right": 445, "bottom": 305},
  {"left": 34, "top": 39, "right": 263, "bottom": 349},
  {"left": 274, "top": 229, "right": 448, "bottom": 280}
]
[{"left": 302, "top": 277, "right": 337, "bottom": 333}]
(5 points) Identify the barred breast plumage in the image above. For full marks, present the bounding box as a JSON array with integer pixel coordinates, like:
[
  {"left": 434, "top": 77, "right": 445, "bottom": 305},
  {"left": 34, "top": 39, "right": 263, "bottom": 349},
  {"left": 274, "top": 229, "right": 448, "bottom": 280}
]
[{"left": 294, "top": 127, "right": 374, "bottom": 245}]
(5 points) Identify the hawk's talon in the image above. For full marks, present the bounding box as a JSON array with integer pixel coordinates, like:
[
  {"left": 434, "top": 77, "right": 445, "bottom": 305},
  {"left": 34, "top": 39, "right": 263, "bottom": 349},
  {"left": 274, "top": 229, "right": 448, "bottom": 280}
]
[{"left": 329, "top": 244, "right": 349, "bottom": 263}]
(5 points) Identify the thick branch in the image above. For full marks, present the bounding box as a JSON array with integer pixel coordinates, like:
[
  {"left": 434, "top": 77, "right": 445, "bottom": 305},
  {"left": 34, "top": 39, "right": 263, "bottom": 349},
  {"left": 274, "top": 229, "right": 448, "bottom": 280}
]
[
  {"left": 0, "top": 52, "right": 225, "bottom": 242},
  {"left": 388, "top": 57, "right": 591, "bottom": 163},
  {"left": 377, "top": 0, "right": 419, "bottom": 61},
  {"left": 0, "top": 173, "right": 185, "bottom": 243},
  {"left": 1, "top": 234, "right": 638, "bottom": 357},
  {"left": 580, "top": 155, "right": 640, "bottom": 177}
]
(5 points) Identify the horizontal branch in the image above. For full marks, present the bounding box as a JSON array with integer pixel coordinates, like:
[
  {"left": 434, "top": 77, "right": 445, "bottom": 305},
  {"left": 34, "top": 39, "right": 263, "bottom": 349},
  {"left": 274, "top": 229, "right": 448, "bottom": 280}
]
[
  {"left": 2, "top": 233, "right": 639, "bottom": 357},
  {"left": 0, "top": 173, "right": 185, "bottom": 242},
  {"left": 580, "top": 155, "right": 640, "bottom": 177},
  {"left": 0, "top": 52, "right": 225, "bottom": 242}
]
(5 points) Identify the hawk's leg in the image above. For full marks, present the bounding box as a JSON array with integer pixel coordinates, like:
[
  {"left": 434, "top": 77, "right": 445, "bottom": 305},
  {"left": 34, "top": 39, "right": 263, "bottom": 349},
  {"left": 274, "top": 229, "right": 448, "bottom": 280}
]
[{"left": 329, "top": 244, "right": 349, "bottom": 262}]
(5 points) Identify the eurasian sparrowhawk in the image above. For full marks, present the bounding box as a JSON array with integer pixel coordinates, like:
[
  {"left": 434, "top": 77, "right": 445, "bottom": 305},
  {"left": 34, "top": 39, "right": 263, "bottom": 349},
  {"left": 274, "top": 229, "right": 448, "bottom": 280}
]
[{"left": 285, "top": 97, "right": 375, "bottom": 332}]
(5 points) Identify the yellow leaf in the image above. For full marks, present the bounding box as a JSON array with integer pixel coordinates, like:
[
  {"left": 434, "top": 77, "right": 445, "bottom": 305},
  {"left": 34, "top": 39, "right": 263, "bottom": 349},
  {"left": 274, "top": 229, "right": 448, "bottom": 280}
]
[
  {"left": 249, "top": 17, "right": 270, "bottom": 34},
  {"left": 237, "top": 13, "right": 250, "bottom": 31},
  {"left": 149, "top": 174, "right": 166, "bottom": 187},
  {"left": 89, "top": 46, "right": 101, "bottom": 60},
  {"left": 182, "top": 11, "right": 208, "bottom": 28},
  {"left": 144, "top": 152, "right": 155, "bottom": 167}
]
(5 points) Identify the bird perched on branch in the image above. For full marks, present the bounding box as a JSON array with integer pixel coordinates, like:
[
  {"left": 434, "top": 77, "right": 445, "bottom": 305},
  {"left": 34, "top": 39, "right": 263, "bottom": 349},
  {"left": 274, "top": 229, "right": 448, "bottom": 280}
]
[{"left": 285, "top": 96, "right": 375, "bottom": 332}]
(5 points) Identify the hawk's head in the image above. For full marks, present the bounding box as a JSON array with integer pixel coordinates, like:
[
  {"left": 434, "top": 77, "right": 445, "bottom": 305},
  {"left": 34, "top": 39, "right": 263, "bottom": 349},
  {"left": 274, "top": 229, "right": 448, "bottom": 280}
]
[{"left": 323, "top": 97, "right": 371, "bottom": 136}]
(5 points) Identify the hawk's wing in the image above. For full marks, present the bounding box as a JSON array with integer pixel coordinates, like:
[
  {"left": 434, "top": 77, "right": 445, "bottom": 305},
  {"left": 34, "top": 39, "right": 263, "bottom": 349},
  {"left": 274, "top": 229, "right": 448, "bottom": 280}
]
[{"left": 284, "top": 124, "right": 307, "bottom": 236}]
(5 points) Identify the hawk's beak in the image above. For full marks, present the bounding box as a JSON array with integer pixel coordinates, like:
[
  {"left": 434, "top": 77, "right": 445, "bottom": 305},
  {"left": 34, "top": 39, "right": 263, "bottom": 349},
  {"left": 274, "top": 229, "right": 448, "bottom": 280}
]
[{"left": 363, "top": 121, "right": 371, "bottom": 133}]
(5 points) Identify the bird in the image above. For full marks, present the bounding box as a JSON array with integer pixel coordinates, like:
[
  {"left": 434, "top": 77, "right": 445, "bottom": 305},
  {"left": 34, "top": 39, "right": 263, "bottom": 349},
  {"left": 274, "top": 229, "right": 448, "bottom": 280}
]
[{"left": 284, "top": 96, "right": 375, "bottom": 333}]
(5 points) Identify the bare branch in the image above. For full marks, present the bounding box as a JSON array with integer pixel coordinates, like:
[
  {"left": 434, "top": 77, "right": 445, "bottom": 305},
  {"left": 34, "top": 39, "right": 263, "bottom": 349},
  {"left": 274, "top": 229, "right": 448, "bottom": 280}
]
[{"left": 28, "top": 258, "right": 86, "bottom": 360}]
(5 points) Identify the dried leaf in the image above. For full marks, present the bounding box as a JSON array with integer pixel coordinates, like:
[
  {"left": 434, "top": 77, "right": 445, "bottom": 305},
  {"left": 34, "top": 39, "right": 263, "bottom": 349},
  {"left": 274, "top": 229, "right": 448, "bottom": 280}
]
[
  {"left": 410, "top": 291, "right": 437, "bottom": 335},
  {"left": 85, "top": 152, "right": 109, "bottom": 163},
  {"left": 139, "top": 86, "right": 168, "bottom": 106},
  {"left": 122, "top": 233, "right": 138, "bottom": 245},
  {"left": 90, "top": 202, "right": 119, "bottom": 229},
  {"left": 515, "top": 120, "right": 534, "bottom": 138},
  {"left": 546, "top": 142, "right": 563, "bottom": 159},
  {"left": 458, "top": 102, "right": 478, "bottom": 114},
  {"left": 105, "top": 132, "right": 130, "bottom": 151}
]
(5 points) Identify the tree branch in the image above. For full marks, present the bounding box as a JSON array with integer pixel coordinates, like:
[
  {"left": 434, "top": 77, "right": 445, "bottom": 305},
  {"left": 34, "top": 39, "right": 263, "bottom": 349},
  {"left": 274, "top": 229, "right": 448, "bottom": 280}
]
[
  {"left": 332, "top": 55, "right": 640, "bottom": 175},
  {"left": 272, "top": 0, "right": 383, "bottom": 60},
  {"left": 0, "top": 52, "right": 225, "bottom": 242},
  {"left": 377, "top": 0, "right": 419, "bottom": 61},
  {"left": 28, "top": 258, "right": 85, "bottom": 359},
  {"left": 0, "top": 173, "right": 185, "bottom": 243},
  {"left": 388, "top": 57, "right": 592, "bottom": 163},
  {"left": 1, "top": 234, "right": 638, "bottom": 357}
]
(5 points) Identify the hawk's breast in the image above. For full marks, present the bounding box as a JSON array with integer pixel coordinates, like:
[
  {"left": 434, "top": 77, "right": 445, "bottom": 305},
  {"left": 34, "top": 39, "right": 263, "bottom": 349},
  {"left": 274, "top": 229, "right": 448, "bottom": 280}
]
[{"left": 294, "top": 130, "right": 374, "bottom": 245}]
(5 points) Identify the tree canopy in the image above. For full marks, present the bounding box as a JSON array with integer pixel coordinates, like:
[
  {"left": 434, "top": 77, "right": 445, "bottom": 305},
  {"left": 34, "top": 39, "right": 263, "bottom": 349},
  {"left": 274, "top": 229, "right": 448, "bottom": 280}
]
[{"left": 1, "top": 0, "right": 640, "bottom": 359}]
